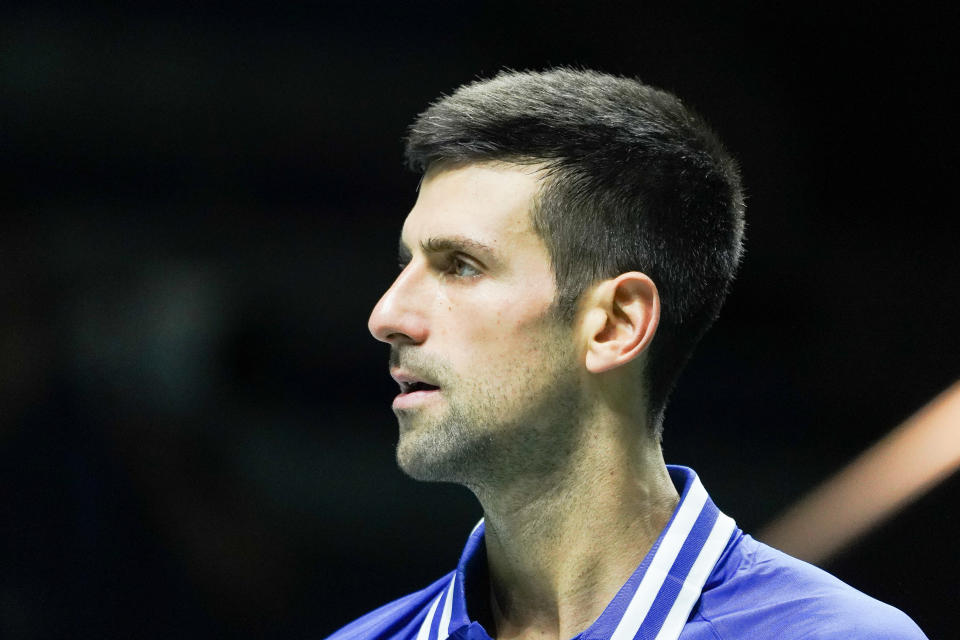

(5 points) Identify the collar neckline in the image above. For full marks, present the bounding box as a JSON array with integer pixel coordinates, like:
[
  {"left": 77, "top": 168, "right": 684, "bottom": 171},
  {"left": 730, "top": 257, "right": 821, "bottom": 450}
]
[{"left": 424, "top": 465, "right": 737, "bottom": 640}]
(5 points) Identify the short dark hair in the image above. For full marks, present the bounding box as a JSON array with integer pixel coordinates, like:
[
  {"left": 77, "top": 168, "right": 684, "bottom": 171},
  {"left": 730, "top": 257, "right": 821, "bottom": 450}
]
[{"left": 404, "top": 68, "right": 745, "bottom": 436}]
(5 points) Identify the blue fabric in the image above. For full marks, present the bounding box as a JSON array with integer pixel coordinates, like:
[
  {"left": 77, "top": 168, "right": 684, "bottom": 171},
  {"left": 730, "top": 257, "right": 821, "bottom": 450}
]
[
  {"left": 635, "top": 499, "right": 719, "bottom": 640},
  {"left": 325, "top": 466, "right": 927, "bottom": 640}
]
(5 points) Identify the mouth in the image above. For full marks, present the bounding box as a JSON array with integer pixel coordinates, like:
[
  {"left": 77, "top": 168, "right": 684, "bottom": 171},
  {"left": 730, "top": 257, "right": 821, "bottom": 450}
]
[
  {"left": 398, "top": 380, "right": 441, "bottom": 394},
  {"left": 391, "top": 369, "right": 442, "bottom": 409}
]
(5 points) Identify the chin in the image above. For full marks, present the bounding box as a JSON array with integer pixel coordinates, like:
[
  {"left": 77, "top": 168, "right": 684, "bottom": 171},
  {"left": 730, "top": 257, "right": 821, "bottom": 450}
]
[
  {"left": 396, "top": 441, "right": 458, "bottom": 482},
  {"left": 395, "top": 419, "right": 484, "bottom": 484}
]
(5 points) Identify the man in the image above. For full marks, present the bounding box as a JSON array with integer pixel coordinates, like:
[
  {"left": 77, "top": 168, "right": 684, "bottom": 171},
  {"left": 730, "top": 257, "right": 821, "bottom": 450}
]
[{"left": 329, "top": 69, "right": 926, "bottom": 639}]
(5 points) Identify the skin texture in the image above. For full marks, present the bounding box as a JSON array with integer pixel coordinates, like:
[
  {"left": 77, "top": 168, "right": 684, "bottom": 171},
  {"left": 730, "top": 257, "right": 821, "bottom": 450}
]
[
  {"left": 368, "top": 162, "right": 679, "bottom": 640},
  {"left": 369, "top": 162, "right": 580, "bottom": 488}
]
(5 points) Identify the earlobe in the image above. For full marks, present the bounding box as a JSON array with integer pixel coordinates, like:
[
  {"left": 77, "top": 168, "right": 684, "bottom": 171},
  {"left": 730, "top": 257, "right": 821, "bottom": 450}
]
[{"left": 583, "top": 273, "right": 660, "bottom": 374}]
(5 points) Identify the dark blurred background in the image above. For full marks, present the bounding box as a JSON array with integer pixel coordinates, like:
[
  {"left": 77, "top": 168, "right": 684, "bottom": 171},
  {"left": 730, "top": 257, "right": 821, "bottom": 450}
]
[{"left": 2, "top": 2, "right": 957, "bottom": 638}]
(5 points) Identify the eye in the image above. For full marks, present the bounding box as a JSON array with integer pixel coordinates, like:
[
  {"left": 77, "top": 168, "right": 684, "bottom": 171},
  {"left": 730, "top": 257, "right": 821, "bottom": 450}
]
[{"left": 448, "top": 256, "right": 481, "bottom": 278}]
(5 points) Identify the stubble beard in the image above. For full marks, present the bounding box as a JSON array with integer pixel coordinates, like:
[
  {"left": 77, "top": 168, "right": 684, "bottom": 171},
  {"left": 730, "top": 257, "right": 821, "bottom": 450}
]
[
  {"left": 393, "top": 333, "right": 583, "bottom": 490},
  {"left": 395, "top": 400, "right": 495, "bottom": 484}
]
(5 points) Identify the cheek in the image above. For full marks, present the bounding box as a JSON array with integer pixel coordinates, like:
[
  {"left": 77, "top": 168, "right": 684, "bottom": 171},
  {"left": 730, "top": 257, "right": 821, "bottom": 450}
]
[
  {"left": 453, "top": 310, "right": 563, "bottom": 376},
  {"left": 431, "top": 278, "right": 560, "bottom": 367}
]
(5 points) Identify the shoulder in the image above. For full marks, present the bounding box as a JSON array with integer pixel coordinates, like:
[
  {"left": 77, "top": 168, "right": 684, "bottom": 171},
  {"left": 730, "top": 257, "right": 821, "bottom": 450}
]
[
  {"left": 324, "top": 572, "right": 453, "bottom": 640},
  {"left": 688, "top": 534, "right": 927, "bottom": 640}
]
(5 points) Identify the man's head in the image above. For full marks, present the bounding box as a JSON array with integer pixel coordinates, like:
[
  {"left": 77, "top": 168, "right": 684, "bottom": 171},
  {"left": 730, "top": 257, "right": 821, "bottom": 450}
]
[
  {"left": 368, "top": 68, "right": 744, "bottom": 484},
  {"left": 399, "top": 68, "right": 745, "bottom": 437}
]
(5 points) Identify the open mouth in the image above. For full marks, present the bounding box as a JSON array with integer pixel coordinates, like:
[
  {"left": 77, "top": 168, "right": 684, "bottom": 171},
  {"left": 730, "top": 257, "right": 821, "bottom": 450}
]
[
  {"left": 393, "top": 377, "right": 441, "bottom": 410},
  {"left": 400, "top": 381, "right": 440, "bottom": 394},
  {"left": 390, "top": 369, "right": 442, "bottom": 408}
]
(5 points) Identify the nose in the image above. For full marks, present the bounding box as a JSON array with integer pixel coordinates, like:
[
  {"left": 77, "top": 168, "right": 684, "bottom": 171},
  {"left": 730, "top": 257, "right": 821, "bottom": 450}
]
[{"left": 368, "top": 265, "right": 429, "bottom": 345}]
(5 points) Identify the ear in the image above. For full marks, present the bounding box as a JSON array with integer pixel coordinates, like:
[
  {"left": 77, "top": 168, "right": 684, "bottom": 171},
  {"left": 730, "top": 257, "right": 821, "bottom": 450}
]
[{"left": 581, "top": 272, "right": 660, "bottom": 374}]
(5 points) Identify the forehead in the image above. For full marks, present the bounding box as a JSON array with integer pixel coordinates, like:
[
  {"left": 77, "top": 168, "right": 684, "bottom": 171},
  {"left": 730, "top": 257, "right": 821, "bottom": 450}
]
[{"left": 401, "top": 162, "right": 545, "bottom": 253}]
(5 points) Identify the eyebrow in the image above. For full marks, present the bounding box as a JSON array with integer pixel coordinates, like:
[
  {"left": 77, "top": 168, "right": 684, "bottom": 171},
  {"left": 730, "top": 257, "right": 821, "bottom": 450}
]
[{"left": 398, "top": 235, "right": 499, "bottom": 265}]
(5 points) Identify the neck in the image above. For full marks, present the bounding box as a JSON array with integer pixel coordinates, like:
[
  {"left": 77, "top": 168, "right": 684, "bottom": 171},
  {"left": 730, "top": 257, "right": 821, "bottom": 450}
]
[{"left": 466, "top": 418, "right": 679, "bottom": 640}]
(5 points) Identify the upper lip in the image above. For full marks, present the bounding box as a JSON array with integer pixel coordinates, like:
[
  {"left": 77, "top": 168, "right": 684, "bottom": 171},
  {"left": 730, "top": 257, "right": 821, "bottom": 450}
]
[{"left": 390, "top": 368, "right": 440, "bottom": 393}]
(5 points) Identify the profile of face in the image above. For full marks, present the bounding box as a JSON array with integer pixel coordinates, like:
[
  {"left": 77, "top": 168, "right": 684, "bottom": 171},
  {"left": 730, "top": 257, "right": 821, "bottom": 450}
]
[{"left": 367, "top": 163, "right": 585, "bottom": 487}]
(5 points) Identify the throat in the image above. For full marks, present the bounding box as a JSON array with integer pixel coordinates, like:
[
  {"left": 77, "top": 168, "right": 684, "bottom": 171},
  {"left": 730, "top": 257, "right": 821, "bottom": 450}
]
[{"left": 474, "top": 455, "right": 680, "bottom": 639}]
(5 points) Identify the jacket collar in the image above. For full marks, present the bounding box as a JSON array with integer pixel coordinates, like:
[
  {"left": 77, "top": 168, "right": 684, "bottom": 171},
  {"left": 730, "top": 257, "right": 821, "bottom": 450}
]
[{"left": 419, "top": 466, "right": 737, "bottom": 640}]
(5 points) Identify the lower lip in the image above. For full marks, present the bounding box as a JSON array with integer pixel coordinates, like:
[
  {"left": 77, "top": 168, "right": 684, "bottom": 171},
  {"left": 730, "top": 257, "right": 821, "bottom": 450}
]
[{"left": 392, "top": 389, "right": 441, "bottom": 410}]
